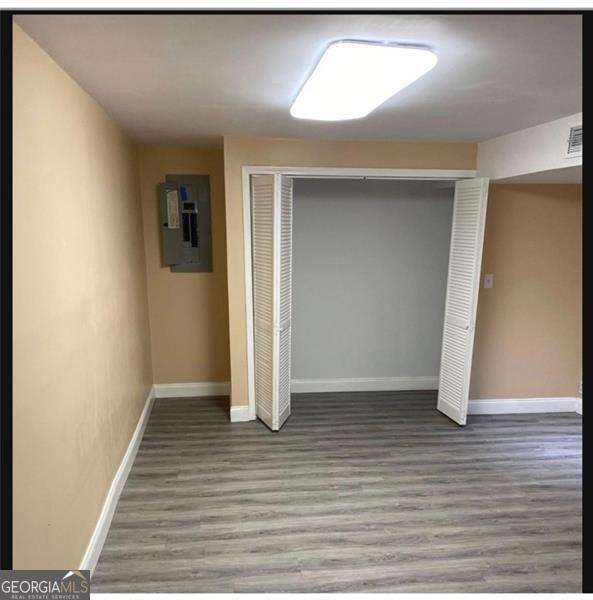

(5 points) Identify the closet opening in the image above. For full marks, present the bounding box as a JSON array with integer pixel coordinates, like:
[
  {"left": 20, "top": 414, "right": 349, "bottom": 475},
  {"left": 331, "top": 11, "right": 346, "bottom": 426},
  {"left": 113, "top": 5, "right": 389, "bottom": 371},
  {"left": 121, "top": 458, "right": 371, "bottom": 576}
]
[
  {"left": 291, "top": 177, "right": 454, "bottom": 399},
  {"left": 243, "top": 168, "right": 488, "bottom": 430}
]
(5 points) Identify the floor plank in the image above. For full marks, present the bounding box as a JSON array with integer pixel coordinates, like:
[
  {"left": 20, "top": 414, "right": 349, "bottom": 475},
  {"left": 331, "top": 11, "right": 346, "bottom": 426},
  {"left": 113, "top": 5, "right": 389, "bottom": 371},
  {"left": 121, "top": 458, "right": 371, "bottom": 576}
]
[{"left": 92, "top": 391, "right": 582, "bottom": 593}]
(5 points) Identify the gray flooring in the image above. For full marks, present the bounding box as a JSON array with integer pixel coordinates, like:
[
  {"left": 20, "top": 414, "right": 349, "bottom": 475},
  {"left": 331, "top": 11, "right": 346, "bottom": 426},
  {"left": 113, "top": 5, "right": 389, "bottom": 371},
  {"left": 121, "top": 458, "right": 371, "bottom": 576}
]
[{"left": 92, "top": 392, "right": 582, "bottom": 592}]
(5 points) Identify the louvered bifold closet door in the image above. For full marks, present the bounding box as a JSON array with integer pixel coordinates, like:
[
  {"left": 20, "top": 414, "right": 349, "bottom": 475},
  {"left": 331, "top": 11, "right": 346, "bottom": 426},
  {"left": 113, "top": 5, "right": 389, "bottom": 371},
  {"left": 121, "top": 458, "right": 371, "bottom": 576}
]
[
  {"left": 251, "top": 174, "right": 293, "bottom": 431},
  {"left": 252, "top": 175, "right": 275, "bottom": 429},
  {"left": 276, "top": 176, "right": 293, "bottom": 429},
  {"left": 437, "top": 178, "right": 489, "bottom": 425}
]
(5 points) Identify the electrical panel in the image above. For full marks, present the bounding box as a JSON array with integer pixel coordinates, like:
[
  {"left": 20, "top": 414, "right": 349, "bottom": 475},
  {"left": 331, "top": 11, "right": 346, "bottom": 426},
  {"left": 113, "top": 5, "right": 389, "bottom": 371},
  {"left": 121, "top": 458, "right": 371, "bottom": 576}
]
[{"left": 159, "top": 174, "right": 212, "bottom": 272}]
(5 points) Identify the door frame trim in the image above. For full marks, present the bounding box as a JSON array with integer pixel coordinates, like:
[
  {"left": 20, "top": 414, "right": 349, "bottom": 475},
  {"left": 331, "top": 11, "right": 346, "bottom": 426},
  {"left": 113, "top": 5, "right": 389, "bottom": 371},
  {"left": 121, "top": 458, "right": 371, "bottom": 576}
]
[{"left": 242, "top": 166, "right": 477, "bottom": 421}]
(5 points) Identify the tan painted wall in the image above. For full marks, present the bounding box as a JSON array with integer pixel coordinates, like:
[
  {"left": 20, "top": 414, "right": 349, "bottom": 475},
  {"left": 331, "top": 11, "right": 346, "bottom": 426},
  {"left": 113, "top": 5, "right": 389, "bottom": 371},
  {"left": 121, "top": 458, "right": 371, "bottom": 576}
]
[
  {"left": 223, "top": 135, "right": 477, "bottom": 407},
  {"left": 13, "top": 24, "right": 153, "bottom": 568},
  {"left": 470, "top": 184, "right": 582, "bottom": 399},
  {"left": 138, "top": 145, "right": 230, "bottom": 383}
]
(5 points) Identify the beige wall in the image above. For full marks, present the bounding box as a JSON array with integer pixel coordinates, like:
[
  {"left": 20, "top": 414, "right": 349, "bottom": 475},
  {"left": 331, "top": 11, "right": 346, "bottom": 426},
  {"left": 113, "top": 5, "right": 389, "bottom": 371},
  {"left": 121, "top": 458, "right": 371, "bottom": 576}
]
[
  {"left": 470, "top": 184, "right": 582, "bottom": 399},
  {"left": 138, "top": 145, "right": 230, "bottom": 383},
  {"left": 223, "top": 135, "right": 477, "bottom": 407},
  {"left": 13, "top": 24, "right": 153, "bottom": 568}
]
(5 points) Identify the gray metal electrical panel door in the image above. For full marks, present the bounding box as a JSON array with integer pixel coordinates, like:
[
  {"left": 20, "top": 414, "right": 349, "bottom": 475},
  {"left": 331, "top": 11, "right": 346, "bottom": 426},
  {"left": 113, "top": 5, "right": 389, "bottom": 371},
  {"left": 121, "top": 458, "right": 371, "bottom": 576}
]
[{"left": 159, "top": 174, "right": 213, "bottom": 272}]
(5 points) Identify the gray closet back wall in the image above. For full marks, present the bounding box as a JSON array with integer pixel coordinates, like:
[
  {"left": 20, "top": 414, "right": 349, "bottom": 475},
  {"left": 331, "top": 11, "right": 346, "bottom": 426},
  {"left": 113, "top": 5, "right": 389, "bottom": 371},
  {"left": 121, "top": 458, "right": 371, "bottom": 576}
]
[{"left": 291, "top": 178, "right": 454, "bottom": 381}]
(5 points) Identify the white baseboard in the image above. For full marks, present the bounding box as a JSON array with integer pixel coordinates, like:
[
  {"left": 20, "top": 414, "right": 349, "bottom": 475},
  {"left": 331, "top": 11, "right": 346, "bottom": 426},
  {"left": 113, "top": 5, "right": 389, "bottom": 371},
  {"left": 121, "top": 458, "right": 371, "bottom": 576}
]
[
  {"left": 154, "top": 381, "right": 230, "bottom": 398},
  {"left": 468, "top": 397, "right": 580, "bottom": 415},
  {"left": 80, "top": 385, "right": 155, "bottom": 576},
  {"left": 230, "top": 405, "right": 251, "bottom": 422},
  {"left": 575, "top": 397, "right": 582, "bottom": 415},
  {"left": 291, "top": 376, "right": 438, "bottom": 394}
]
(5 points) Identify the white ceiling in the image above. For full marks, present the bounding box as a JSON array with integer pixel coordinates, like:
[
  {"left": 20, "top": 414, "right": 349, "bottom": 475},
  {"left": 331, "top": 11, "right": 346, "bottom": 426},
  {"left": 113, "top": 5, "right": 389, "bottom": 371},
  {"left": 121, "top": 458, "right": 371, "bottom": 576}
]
[{"left": 15, "top": 14, "right": 582, "bottom": 146}]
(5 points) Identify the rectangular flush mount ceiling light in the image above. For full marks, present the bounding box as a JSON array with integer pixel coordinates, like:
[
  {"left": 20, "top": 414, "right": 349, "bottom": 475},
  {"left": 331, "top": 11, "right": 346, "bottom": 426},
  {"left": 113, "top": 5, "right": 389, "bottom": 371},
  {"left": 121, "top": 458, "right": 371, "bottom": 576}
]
[{"left": 290, "top": 40, "right": 437, "bottom": 121}]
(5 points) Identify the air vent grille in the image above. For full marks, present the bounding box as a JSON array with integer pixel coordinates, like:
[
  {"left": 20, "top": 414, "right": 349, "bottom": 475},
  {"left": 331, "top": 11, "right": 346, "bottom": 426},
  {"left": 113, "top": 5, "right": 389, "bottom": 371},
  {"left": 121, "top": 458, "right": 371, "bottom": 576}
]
[{"left": 567, "top": 125, "right": 582, "bottom": 156}]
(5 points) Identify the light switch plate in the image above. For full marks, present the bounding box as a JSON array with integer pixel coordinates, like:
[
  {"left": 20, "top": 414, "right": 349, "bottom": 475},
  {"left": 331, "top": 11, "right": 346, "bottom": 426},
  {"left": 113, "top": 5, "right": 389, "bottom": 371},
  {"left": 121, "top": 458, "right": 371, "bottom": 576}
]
[{"left": 484, "top": 273, "right": 494, "bottom": 288}]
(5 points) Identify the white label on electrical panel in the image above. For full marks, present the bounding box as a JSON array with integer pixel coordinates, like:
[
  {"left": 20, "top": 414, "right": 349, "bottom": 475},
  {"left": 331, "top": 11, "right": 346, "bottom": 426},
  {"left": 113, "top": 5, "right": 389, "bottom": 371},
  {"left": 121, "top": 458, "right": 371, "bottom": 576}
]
[{"left": 166, "top": 190, "right": 180, "bottom": 229}]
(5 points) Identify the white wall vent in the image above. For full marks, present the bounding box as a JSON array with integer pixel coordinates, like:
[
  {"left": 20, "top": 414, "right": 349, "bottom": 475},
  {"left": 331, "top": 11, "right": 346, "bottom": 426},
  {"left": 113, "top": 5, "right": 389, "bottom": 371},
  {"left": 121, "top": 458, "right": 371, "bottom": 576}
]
[{"left": 566, "top": 125, "right": 582, "bottom": 157}]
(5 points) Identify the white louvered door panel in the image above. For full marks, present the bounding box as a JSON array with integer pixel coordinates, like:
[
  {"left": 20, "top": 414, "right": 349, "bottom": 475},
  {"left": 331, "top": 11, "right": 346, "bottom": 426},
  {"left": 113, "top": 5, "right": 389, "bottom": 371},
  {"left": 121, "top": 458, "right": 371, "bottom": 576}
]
[
  {"left": 276, "top": 176, "right": 293, "bottom": 429},
  {"left": 252, "top": 175, "right": 275, "bottom": 429},
  {"left": 437, "top": 178, "right": 489, "bottom": 425},
  {"left": 251, "top": 174, "right": 293, "bottom": 431}
]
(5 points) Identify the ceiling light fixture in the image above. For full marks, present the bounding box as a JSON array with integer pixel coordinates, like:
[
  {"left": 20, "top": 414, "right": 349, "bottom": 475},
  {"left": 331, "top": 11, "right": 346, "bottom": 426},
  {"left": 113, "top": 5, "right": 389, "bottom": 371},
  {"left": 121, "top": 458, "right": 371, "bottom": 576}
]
[{"left": 290, "top": 40, "right": 438, "bottom": 121}]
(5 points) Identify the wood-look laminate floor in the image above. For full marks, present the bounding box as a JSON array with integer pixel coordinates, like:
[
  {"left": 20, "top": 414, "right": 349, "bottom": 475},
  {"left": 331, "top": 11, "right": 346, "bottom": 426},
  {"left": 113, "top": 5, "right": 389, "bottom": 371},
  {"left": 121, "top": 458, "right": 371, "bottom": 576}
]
[{"left": 92, "top": 392, "right": 582, "bottom": 593}]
